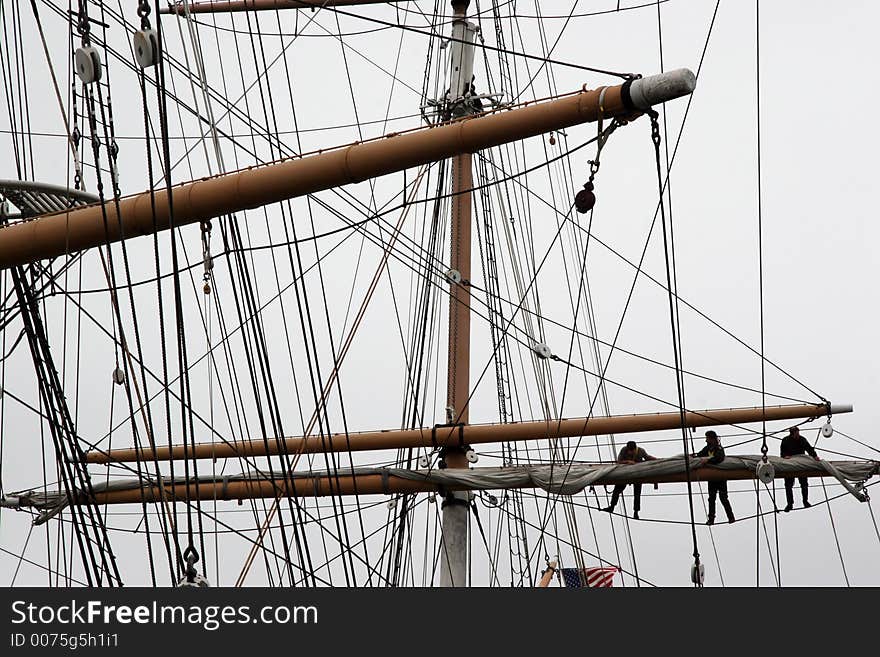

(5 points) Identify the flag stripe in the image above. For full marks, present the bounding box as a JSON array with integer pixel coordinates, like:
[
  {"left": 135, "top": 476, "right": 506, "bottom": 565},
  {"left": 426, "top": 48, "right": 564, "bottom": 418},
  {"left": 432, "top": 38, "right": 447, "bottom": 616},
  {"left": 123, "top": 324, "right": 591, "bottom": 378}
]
[{"left": 561, "top": 566, "right": 618, "bottom": 588}]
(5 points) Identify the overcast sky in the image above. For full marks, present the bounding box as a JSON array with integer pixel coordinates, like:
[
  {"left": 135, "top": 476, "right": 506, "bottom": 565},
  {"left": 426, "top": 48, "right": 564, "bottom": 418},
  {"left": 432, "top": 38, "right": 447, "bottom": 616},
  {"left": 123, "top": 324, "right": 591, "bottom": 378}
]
[{"left": 1, "top": 1, "right": 878, "bottom": 587}]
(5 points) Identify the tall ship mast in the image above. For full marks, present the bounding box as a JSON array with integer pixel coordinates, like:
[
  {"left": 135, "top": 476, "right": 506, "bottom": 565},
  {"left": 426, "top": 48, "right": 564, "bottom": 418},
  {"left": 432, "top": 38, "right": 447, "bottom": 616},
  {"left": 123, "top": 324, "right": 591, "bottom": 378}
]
[{"left": 0, "top": 0, "right": 877, "bottom": 588}]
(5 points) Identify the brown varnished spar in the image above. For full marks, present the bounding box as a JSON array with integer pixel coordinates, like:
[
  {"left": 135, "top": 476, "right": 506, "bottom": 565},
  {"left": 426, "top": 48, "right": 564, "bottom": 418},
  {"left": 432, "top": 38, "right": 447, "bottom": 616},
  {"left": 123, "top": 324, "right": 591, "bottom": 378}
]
[
  {"left": 161, "top": 0, "right": 410, "bottom": 14},
  {"left": 86, "top": 402, "right": 846, "bottom": 463},
  {"left": 68, "top": 461, "right": 865, "bottom": 505},
  {"left": 0, "top": 76, "right": 664, "bottom": 269}
]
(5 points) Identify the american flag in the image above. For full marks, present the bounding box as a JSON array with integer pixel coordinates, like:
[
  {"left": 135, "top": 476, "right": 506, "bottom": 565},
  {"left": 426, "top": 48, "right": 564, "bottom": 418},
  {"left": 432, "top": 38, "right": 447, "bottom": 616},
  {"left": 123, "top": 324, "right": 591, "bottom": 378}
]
[{"left": 561, "top": 566, "right": 618, "bottom": 588}]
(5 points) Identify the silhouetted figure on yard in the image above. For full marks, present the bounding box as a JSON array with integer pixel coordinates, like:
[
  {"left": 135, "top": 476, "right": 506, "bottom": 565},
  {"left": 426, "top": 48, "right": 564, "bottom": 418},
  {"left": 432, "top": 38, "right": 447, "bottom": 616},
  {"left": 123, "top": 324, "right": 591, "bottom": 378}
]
[
  {"left": 602, "top": 441, "right": 656, "bottom": 520},
  {"left": 695, "top": 431, "right": 735, "bottom": 525},
  {"left": 780, "top": 426, "right": 819, "bottom": 512}
]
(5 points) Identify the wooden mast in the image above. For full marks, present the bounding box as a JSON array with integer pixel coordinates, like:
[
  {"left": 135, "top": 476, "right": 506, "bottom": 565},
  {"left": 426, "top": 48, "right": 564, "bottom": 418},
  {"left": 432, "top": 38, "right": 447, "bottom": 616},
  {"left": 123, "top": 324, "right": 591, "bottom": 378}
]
[
  {"left": 439, "top": 0, "right": 477, "bottom": 587},
  {"left": 0, "top": 69, "right": 696, "bottom": 270},
  {"left": 136, "top": 0, "right": 688, "bottom": 586},
  {"left": 87, "top": 402, "right": 851, "bottom": 463}
]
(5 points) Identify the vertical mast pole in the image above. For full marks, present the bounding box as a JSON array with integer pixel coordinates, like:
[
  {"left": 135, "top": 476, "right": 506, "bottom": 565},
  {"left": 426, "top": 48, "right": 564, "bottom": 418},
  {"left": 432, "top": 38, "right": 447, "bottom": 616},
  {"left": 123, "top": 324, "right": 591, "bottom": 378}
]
[{"left": 439, "top": 0, "right": 477, "bottom": 588}]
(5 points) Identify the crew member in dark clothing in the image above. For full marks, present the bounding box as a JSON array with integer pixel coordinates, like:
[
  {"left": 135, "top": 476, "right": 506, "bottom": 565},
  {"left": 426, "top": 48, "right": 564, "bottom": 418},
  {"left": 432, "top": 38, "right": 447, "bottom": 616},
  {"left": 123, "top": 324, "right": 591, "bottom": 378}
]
[
  {"left": 780, "top": 426, "right": 819, "bottom": 512},
  {"left": 602, "top": 440, "right": 656, "bottom": 520},
  {"left": 695, "top": 431, "right": 735, "bottom": 525}
]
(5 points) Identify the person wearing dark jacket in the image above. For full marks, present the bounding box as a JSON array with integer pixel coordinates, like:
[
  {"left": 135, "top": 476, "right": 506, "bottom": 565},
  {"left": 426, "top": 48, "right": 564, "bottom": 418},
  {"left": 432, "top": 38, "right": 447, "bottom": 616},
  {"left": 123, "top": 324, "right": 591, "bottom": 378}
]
[
  {"left": 695, "top": 431, "right": 735, "bottom": 525},
  {"left": 602, "top": 440, "right": 656, "bottom": 520},
  {"left": 780, "top": 426, "right": 819, "bottom": 512}
]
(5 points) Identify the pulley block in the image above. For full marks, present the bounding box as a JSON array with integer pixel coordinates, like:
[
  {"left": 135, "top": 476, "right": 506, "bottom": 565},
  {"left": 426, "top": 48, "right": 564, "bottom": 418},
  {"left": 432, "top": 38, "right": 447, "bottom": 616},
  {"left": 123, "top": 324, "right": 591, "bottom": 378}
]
[
  {"left": 75, "top": 47, "right": 102, "bottom": 85},
  {"left": 176, "top": 574, "right": 210, "bottom": 588},
  {"left": 532, "top": 342, "right": 552, "bottom": 359},
  {"left": 574, "top": 181, "right": 596, "bottom": 214},
  {"left": 133, "top": 29, "right": 158, "bottom": 69},
  {"left": 756, "top": 461, "right": 775, "bottom": 484}
]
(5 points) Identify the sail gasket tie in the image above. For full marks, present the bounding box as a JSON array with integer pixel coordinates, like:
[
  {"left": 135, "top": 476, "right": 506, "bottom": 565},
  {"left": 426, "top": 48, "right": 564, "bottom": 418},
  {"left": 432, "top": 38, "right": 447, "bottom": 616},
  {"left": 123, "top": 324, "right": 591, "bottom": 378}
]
[
  {"left": 381, "top": 470, "right": 390, "bottom": 495},
  {"left": 598, "top": 86, "right": 609, "bottom": 116},
  {"left": 620, "top": 78, "right": 636, "bottom": 112},
  {"left": 342, "top": 145, "right": 360, "bottom": 185},
  {"left": 221, "top": 476, "right": 230, "bottom": 501}
]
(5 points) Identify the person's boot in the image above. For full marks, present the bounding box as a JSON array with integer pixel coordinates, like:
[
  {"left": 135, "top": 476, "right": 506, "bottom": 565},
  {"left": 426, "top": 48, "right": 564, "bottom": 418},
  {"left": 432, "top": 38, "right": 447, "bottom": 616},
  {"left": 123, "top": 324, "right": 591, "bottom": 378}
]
[
  {"left": 633, "top": 510, "right": 639, "bottom": 520},
  {"left": 801, "top": 482, "right": 811, "bottom": 509},
  {"left": 707, "top": 516, "right": 715, "bottom": 526},
  {"left": 783, "top": 503, "right": 792, "bottom": 512},
  {"left": 723, "top": 502, "right": 735, "bottom": 524},
  {"left": 602, "top": 505, "right": 614, "bottom": 514}
]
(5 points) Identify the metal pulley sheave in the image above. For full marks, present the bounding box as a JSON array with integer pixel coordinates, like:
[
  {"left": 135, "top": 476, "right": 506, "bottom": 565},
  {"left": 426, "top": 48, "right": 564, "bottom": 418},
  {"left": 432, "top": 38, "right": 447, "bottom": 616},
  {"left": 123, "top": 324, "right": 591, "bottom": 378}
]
[
  {"left": 532, "top": 342, "right": 552, "bottom": 359},
  {"left": 177, "top": 572, "right": 210, "bottom": 587},
  {"left": 74, "top": 46, "right": 102, "bottom": 85},
  {"left": 133, "top": 29, "right": 159, "bottom": 69},
  {"left": 756, "top": 460, "right": 775, "bottom": 484},
  {"left": 177, "top": 573, "right": 210, "bottom": 587}
]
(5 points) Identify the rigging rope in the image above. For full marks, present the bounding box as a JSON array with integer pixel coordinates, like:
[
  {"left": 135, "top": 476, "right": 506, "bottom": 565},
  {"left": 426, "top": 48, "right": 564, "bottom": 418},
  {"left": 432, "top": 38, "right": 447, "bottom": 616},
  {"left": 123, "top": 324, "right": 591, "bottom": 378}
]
[
  {"left": 756, "top": 0, "right": 769, "bottom": 469},
  {"left": 647, "top": 108, "right": 701, "bottom": 586},
  {"left": 814, "top": 428, "right": 851, "bottom": 586},
  {"left": 302, "top": 1, "right": 638, "bottom": 80}
]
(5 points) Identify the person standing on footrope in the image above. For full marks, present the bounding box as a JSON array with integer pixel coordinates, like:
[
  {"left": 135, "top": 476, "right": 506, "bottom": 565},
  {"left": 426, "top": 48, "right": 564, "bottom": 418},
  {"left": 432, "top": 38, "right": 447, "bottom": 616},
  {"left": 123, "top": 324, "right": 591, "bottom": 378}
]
[
  {"left": 694, "top": 430, "right": 735, "bottom": 525},
  {"left": 602, "top": 441, "right": 657, "bottom": 520},
  {"left": 780, "top": 426, "right": 819, "bottom": 512}
]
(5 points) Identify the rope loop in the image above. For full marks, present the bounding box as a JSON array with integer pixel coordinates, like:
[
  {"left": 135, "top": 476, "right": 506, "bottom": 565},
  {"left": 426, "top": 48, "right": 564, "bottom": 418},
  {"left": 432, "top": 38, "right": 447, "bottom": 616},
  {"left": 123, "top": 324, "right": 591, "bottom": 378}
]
[{"left": 182, "top": 545, "right": 200, "bottom": 583}]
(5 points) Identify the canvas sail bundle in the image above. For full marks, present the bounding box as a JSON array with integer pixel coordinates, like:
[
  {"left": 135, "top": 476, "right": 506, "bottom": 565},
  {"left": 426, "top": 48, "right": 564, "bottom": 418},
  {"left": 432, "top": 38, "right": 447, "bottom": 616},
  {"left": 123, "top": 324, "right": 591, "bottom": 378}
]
[{"left": 4, "top": 455, "right": 875, "bottom": 525}]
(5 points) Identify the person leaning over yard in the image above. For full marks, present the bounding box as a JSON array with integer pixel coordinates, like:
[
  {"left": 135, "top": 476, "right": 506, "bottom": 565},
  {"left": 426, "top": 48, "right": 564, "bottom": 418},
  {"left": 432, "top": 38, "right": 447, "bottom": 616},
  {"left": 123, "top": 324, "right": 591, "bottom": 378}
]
[
  {"left": 780, "top": 426, "right": 820, "bottom": 512},
  {"left": 602, "top": 441, "right": 657, "bottom": 520},
  {"left": 694, "top": 430, "right": 735, "bottom": 525}
]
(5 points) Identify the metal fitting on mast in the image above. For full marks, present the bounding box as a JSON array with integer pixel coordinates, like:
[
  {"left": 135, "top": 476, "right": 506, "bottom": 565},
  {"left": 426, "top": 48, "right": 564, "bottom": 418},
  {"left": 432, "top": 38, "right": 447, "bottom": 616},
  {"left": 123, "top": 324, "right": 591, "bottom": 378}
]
[{"left": 621, "top": 68, "right": 697, "bottom": 111}]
